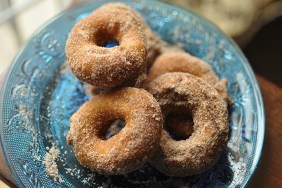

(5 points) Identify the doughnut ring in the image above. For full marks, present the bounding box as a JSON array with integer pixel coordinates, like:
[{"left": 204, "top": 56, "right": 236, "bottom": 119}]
[
  {"left": 66, "top": 87, "right": 163, "bottom": 175},
  {"left": 147, "top": 73, "right": 228, "bottom": 176},
  {"left": 66, "top": 3, "right": 147, "bottom": 89},
  {"left": 143, "top": 52, "right": 229, "bottom": 104},
  {"left": 105, "top": 3, "right": 183, "bottom": 68}
]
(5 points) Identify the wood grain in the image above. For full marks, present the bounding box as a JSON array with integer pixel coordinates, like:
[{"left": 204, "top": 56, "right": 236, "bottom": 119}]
[
  {"left": 0, "top": 148, "right": 16, "bottom": 187},
  {"left": 249, "top": 75, "right": 282, "bottom": 188}
]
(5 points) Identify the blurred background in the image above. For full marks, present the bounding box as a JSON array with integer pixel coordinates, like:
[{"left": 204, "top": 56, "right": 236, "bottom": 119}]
[
  {"left": 0, "top": 0, "right": 70, "bottom": 72},
  {"left": 0, "top": 0, "right": 281, "bottom": 84}
]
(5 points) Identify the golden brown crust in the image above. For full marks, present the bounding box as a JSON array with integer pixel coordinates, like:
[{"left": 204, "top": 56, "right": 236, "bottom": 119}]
[
  {"left": 101, "top": 3, "right": 157, "bottom": 67},
  {"left": 65, "top": 3, "right": 147, "bottom": 89},
  {"left": 106, "top": 3, "right": 183, "bottom": 68},
  {"left": 143, "top": 52, "right": 229, "bottom": 105},
  {"left": 67, "top": 87, "right": 163, "bottom": 175},
  {"left": 147, "top": 73, "right": 228, "bottom": 176}
]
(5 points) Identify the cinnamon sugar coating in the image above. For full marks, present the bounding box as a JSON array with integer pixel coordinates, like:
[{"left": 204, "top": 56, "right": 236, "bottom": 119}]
[
  {"left": 67, "top": 87, "right": 163, "bottom": 175},
  {"left": 147, "top": 73, "right": 228, "bottom": 176},
  {"left": 105, "top": 3, "right": 183, "bottom": 68},
  {"left": 143, "top": 52, "right": 229, "bottom": 104},
  {"left": 65, "top": 3, "right": 147, "bottom": 89}
]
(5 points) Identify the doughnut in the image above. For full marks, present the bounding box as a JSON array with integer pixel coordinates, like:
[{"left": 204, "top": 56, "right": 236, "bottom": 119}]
[
  {"left": 66, "top": 87, "right": 163, "bottom": 175},
  {"left": 147, "top": 73, "right": 228, "bottom": 176},
  {"left": 104, "top": 3, "right": 183, "bottom": 68},
  {"left": 105, "top": 3, "right": 159, "bottom": 67},
  {"left": 66, "top": 3, "right": 147, "bottom": 89},
  {"left": 143, "top": 52, "right": 229, "bottom": 104}
]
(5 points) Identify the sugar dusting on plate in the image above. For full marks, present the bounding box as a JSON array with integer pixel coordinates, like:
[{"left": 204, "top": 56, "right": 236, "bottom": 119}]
[{"left": 44, "top": 145, "right": 63, "bottom": 183}]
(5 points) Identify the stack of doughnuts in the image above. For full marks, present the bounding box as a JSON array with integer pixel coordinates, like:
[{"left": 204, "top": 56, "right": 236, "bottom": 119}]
[{"left": 66, "top": 3, "right": 229, "bottom": 177}]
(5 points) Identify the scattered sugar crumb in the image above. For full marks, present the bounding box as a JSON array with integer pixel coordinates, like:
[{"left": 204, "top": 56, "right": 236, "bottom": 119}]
[
  {"left": 18, "top": 103, "right": 32, "bottom": 126},
  {"left": 44, "top": 145, "right": 63, "bottom": 183}
]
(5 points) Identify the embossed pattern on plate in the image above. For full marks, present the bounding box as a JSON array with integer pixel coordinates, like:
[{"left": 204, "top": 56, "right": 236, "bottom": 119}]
[{"left": 0, "top": 0, "right": 265, "bottom": 187}]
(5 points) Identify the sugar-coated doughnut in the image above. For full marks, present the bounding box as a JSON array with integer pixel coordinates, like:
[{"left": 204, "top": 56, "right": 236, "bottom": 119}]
[
  {"left": 143, "top": 52, "right": 229, "bottom": 104},
  {"left": 66, "top": 3, "right": 147, "bottom": 89},
  {"left": 105, "top": 3, "right": 183, "bottom": 68},
  {"left": 66, "top": 87, "right": 163, "bottom": 175},
  {"left": 147, "top": 73, "right": 228, "bottom": 176}
]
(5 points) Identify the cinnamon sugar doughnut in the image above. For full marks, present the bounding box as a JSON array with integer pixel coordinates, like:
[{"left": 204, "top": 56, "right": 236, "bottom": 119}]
[
  {"left": 147, "top": 73, "right": 228, "bottom": 176},
  {"left": 66, "top": 87, "right": 163, "bottom": 175},
  {"left": 100, "top": 3, "right": 157, "bottom": 67},
  {"left": 104, "top": 3, "right": 183, "bottom": 68},
  {"left": 143, "top": 52, "right": 229, "bottom": 104},
  {"left": 66, "top": 3, "right": 147, "bottom": 89}
]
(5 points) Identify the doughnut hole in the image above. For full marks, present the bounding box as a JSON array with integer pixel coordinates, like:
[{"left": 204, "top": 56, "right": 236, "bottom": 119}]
[
  {"left": 96, "top": 34, "right": 119, "bottom": 48},
  {"left": 98, "top": 119, "right": 125, "bottom": 140},
  {"left": 164, "top": 112, "right": 194, "bottom": 141},
  {"left": 94, "top": 24, "right": 120, "bottom": 48}
]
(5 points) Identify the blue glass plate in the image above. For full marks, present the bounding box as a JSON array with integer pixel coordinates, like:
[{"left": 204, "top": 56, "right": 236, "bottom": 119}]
[{"left": 0, "top": 0, "right": 265, "bottom": 187}]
